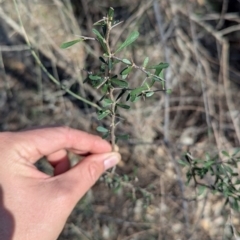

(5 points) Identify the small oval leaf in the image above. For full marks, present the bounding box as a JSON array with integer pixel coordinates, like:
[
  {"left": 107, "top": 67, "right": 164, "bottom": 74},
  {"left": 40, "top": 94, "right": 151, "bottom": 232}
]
[
  {"left": 122, "top": 59, "right": 131, "bottom": 65},
  {"left": 92, "top": 28, "right": 108, "bottom": 52},
  {"left": 98, "top": 111, "right": 110, "bottom": 120},
  {"left": 102, "top": 98, "right": 113, "bottom": 107},
  {"left": 146, "top": 91, "right": 154, "bottom": 97},
  {"left": 111, "top": 78, "right": 128, "bottom": 88},
  {"left": 122, "top": 74, "right": 128, "bottom": 80},
  {"left": 147, "top": 62, "right": 169, "bottom": 70},
  {"left": 198, "top": 186, "right": 206, "bottom": 196},
  {"left": 60, "top": 39, "right": 83, "bottom": 49},
  {"left": 131, "top": 86, "right": 147, "bottom": 96},
  {"left": 143, "top": 57, "right": 149, "bottom": 68},
  {"left": 89, "top": 75, "right": 102, "bottom": 80},
  {"left": 130, "top": 94, "right": 137, "bottom": 102},
  {"left": 103, "top": 98, "right": 113, "bottom": 104},
  {"left": 222, "top": 150, "right": 230, "bottom": 157},
  {"left": 120, "top": 66, "right": 132, "bottom": 75},
  {"left": 96, "top": 126, "right": 109, "bottom": 133},
  {"left": 115, "top": 30, "right": 139, "bottom": 53},
  {"left": 108, "top": 7, "right": 114, "bottom": 21},
  {"left": 92, "top": 28, "right": 104, "bottom": 40},
  {"left": 116, "top": 103, "right": 130, "bottom": 109}
]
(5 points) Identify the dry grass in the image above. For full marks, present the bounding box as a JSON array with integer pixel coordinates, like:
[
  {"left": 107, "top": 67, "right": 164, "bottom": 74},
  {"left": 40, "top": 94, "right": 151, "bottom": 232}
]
[{"left": 0, "top": 0, "right": 240, "bottom": 239}]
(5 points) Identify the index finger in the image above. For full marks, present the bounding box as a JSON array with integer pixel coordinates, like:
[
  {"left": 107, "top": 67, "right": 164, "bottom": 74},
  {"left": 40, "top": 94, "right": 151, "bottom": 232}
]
[{"left": 8, "top": 127, "right": 111, "bottom": 163}]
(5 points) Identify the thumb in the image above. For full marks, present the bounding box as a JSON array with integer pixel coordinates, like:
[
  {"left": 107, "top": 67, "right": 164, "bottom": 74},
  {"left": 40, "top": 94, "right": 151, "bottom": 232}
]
[{"left": 59, "top": 152, "right": 121, "bottom": 202}]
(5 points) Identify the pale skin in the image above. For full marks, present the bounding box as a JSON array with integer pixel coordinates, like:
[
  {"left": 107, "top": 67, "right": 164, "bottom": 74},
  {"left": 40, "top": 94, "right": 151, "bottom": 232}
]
[{"left": 0, "top": 127, "right": 121, "bottom": 240}]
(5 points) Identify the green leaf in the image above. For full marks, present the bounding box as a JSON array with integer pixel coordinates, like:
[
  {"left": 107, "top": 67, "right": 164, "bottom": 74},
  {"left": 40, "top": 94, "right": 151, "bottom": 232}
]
[
  {"left": 100, "top": 64, "right": 105, "bottom": 72},
  {"left": 233, "top": 148, "right": 240, "bottom": 157},
  {"left": 60, "top": 39, "right": 83, "bottom": 49},
  {"left": 108, "top": 59, "right": 113, "bottom": 70},
  {"left": 108, "top": 7, "right": 114, "bottom": 21},
  {"left": 222, "top": 150, "right": 230, "bottom": 157},
  {"left": 96, "top": 126, "right": 109, "bottom": 133},
  {"left": 231, "top": 198, "right": 240, "bottom": 212},
  {"left": 198, "top": 186, "right": 206, "bottom": 196},
  {"left": 89, "top": 75, "right": 102, "bottom": 80},
  {"left": 115, "top": 30, "right": 139, "bottom": 53},
  {"left": 224, "top": 165, "right": 233, "bottom": 174},
  {"left": 148, "top": 62, "right": 169, "bottom": 70},
  {"left": 111, "top": 78, "right": 128, "bottom": 88},
  {"left": 149, "top": 63, "right": 169, "bottom": 86},
  {"left": 101, "top": 83, "right": 109, "bottom": 94},
  {"left": 203, "top": 160, "right": 215, "bottom": 168},
  {"left": 122, "top": 59, "right": 131, "bottom": 65},
  {"left": 116, "top": 103, "right": 130, "bottom": 109},
  {"left": 103, "top": 98, "right": 113, "bottom": 104},
  {"left": 131, "top": 96, "right": 140, "bottom": 102},
  {"left": 122, "top": 74, "right": 128, "bottom": 80},
  {"left": 97, "top": 110, "right": 110, "bottom": 120},
  {"left": 186, "top": 172, "right": 192, "bottom": 184},
  {"left": 120, "top": 66, "right": 133, "bottom": 75},
  {"left": 160, "top": 70, "right": 165, "bottom": 86},
  {"left": 194, "top": 159, "right": 204, "bottom": 164},
  {"left": 166, "top": 89, "right": 172, "bottom": 94},
  {"left": 102, "top": 98, "right": 113, "bottom": 107},
  {"left": 92, "top": 28, "right": 104, "bottom": 41},
  {"left": 131, "top": 86, "right": 147, "bottom": 96},
  {"left": 146, "top": 91, "right": 154, "bottom": 97},
  {"left": 143, "top": 57, "right": 149, "bottom": 68},
  {"left": 205, "top": 153, "right": 211, "bottom": 161},
  {"left": 92, "top": 28, "right": 108, "bottom": 53},
  {"left": 129, "top": 94, "right": 136, "bottom": 102},
  {"left": 178, "top": 160, "right": 189, "bottom": 167},
  {"left": 234, "top": 179, "right": 240, "bottom": 185}
]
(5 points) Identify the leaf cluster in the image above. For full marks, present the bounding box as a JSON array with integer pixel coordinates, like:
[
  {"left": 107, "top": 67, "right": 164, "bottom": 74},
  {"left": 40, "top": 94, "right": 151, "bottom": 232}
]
[
  {"left": 102, "top": 171, "right": 153, "bottom": 208},
  {"left": 60, "top": 7, "right": 170, "bottom": 147},
  {"left": 179, "top": 149, "right": 240, "bottom": 211}
]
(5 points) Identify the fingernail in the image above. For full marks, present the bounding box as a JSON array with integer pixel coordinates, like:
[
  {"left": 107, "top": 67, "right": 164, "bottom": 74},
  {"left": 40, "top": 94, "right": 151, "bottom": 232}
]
[{"left": 104, "top": 153, "right": 120, "bottom": 170}]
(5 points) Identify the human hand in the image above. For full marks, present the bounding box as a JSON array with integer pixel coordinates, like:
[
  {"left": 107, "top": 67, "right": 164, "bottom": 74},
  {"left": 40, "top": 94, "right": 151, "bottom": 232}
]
[{"left": 0, "top": 127, "right": 120, "bottom": 240}]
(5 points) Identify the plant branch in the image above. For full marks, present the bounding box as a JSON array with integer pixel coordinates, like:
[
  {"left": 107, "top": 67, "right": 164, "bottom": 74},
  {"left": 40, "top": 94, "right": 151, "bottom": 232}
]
[
  {"left": 110, "top": 88, "right": 117, "bottom": 152},
  {"left": 111, "top": 56, "right": 166, "bottom": 82},
  {"left": 104, "top": 14, "right": 117, "bottom": 153}
]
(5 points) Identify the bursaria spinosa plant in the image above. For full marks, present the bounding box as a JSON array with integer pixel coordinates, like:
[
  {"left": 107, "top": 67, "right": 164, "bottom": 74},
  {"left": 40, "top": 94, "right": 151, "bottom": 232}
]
[
  {"left": 180, "top": 150, "right": 240, "bottom": 212},
  {"left": 61, "top": 7, "right": 170, "bottom": 154}
]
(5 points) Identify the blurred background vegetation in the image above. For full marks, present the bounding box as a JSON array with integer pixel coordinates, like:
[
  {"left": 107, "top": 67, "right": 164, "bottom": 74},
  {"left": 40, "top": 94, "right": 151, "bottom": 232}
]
[{"left": 0, "top": 0, "right": 240, "bottom": 239}]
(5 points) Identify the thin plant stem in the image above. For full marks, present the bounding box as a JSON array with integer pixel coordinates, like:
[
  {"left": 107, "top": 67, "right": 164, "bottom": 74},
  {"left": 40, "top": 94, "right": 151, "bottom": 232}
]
[
  {"left": 105, "top": 14, "right": 117, "bottom": 153},
  {"left": 110, "top": 88, "right": 116, "bottom": 152}
]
